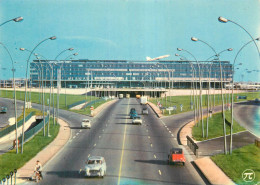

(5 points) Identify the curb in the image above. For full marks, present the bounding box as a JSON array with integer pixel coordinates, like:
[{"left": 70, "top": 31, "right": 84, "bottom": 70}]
[
  {"left": 147, "top": 102, "right": 162, "bottom": 118},
  {"left": 15, "top": 118, "right": 71, "bottom": 184}
]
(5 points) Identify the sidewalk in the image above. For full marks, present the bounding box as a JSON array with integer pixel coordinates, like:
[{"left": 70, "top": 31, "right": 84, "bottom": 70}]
[{"left": 16, "top": 118, "right": 71, "bottom": 184}]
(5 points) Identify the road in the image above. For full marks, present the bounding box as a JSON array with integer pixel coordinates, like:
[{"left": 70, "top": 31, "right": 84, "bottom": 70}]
[
  {"left": 0, "top": 98, "right": 23, "bottom": 128},
  {"left": 20, "top": 98, "right": 206, "bottom": 185},
  {"left": 233, "top": 101, "right": 260, "bottom": 137}
]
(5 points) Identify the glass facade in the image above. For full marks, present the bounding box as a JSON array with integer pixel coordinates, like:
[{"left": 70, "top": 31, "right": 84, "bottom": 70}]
[{"left": 30, "top": 59, "right": 233, "bottom": 88}]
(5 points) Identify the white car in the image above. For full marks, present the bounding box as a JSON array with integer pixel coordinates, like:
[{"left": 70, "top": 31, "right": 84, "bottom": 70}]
[
  {"left": 132, "top": 116, "right": 142, "bottom": 125},
  {"left": 81, "top": 119, "right": 91, "bottom": 129},
  {"left": 85, "top": 156, "right": 106, "bottom": 178}
]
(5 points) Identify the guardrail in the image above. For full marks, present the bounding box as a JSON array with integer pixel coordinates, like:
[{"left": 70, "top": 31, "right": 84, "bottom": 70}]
[
  {"left": 0, "top": 169, "right": 17, "bottom": 185},
  {"left": 186, "top": 135, "right": 199, "bottom": 157},
  {"left": 18, "top": 115, "right": 49, "bottom": 144},
  {"left": 0, "top": 112, "right": 35, "bottom": 138},
  {"left": 67, "top": 100, "right": 87, "bottom": 109}
]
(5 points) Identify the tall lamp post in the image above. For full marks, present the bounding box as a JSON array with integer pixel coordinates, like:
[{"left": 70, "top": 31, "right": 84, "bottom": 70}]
[
  {"left": 177, "top": 48, "right": 204, "bottom": 137},
  {"left": 0, "top": 16, "right": 23, "bottom": 27},
  {"left": 230, "top": 37, "right": 260, "bottom": 154},
  {"left": 191, "top": 37, "right": 228, "bottom": 154},
  {"left": 0, "top": 42, "right": 19, "bottom": 154},
  {"left": 218, "top": 17, "right": 260, "bottom": 59},
  {"left": 20, "top": 36, "right": 56, "bottom": 154}
]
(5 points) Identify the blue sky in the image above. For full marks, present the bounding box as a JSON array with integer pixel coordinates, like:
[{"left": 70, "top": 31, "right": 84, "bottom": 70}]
[{"left": 0, "top": 0, "right": 260, "bottom": 82}]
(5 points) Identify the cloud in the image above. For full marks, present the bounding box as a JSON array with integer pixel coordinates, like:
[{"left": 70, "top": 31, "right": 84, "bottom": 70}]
[{"left": 62, "top": 36, "right": 117, "bottom": 48}]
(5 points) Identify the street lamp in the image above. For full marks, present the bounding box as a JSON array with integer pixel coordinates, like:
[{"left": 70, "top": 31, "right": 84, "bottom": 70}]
[
  {"left": 0, "top": 16, "right": 23, "bottom": 27},
  {"left": 218, "top": 16, "right": 260, "bottom": 59},
  {"left": 0, "top": 42, "right": 18, "bottom": 154},
  {"left": 191, "top": 36, "right": 228, "bottom": 154},
  {"left": 230, "top": 37, "right": 260, "bottom": 154},
  {"left": 54, "top": 48, "right": 74, "bottom": 60},
  {"left": 177, "top": 48, "right": 204, "bottom": 137},
  {"left": 20, "top": 36, "right": 56, "bottom": 154}
]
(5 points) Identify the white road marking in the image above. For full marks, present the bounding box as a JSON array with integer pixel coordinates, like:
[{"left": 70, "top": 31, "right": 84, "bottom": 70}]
[
  {"left": 106, "top": 124, "right": 107, "bottom": 127},
  {"left": 169, "top": 131, "right": 172, "bottom": 133},
  {"left": 103, "top": 129, "right": 104, "bottom": 132},
  {"left": 148, "top": 136, "right": 150, "bottom": 139},
  {"left": 165, "top": 125, "right": 167, "bottom": 128},
  {"left": 150, "top": 143, "right": 153, "bottom": 147},
  {"left": 73, "top": 136, "right": 76, "bottom": 139},
  {"left": 146, "top": 130, "right": 148, "bottom": 132},
  {"left": 94, "top": 144, "right": 96, "bottom": 147},
  {"left": 171, "top": 134, "right": 174, "bottom": 137},
  {"left": 167, "top": 128, "right": 169, "bottom": 131},
  {"left": 154, "top": 155, "right": 157, "bottom": 159},
  {"left": 99, "top": 135, "right": 101, "bottom": 138},
  {"left": 88, "top": 154, "right": 90, "bottom": 157},
  {"left": 79, "top": 130, "right": 82, "bottom": 132},
  {"left": 76, "top": 133, "right": 79, "bottom": 136},
  {"left": 158, "top": 170, "right": 162, "bottom": 175},
  {"left": 174, "top": 138, "right": 177, "bottom": 140}
]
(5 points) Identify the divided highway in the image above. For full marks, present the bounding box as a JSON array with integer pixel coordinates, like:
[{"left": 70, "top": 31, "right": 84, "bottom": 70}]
[{"left": 23, "top": 98, "right": 206, "bottom": 185}]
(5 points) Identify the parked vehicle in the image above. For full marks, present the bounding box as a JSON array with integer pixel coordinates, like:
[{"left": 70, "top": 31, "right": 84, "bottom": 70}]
[
  {"left": 140, "top": 96, "right": 148, "bottom": 105},
  {"left": 119, "top": 94, "right": 124, "bottom": 99},
  {"left": 84, "top": 156, "right": 106, "bottom": 178},
  {"left": 168, "top": 148, "right": 185, "bottom": 165},
  {"left": 126, "top": 94, "right": 130, "bottom": 98},
  {"left": 81, "top": 119, "right": 91, "bottom": 129},
  {"left": 142, "top": 108, "right": 148, "bottom": 115},
  {"left": 0, "top": 107, "right": 7, "bottom": 113},
  {"left": 136, "top": 94, "right": 141, "bottom": 99},
  {"left": 132, "top": 116, "right": 142, "bottom": 125}
]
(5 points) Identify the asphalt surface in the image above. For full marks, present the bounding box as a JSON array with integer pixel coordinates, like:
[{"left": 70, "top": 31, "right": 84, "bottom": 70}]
[
  {"left": 233, "top": 101, "right": 260, "bottom": 137},
  {"left": 18, "top": 98, "right": 205, "bottom": 185},
  {"left": 0, "top": 98, "right": 23, "bottom": 128}
]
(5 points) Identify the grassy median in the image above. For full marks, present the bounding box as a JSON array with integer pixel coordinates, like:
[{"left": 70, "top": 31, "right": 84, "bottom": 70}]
[
  {"left": 0, "top": 118, "right": 60, "bottom": 179},
  {"left": 149, "top": 92, "right": 260, "bottom": 116},
  {"left": 192, "top": 110, "right": 245, "bottom": 141},
  {"left": 211, "top": 144, "right": 260, "bottom": 184}
]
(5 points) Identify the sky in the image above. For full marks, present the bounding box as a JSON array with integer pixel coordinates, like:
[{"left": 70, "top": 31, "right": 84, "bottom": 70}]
[{"left": 0, "top": 0, "right": 260, "bottom": 82}]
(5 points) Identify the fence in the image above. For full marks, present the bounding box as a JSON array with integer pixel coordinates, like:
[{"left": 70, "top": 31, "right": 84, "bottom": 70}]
[
  {"left": 0, "top": 112, "right": 35, "bottom": 138},
  {"left": 186, "top": 135, "right": 199, "bottom": 157},
  {"left": 0, "top": 169, "right": 17, "bottom": 185},
  {"left": 67, "top": 100, "right": 87, "bottom": 109},
  {"left": 18, "top": 115, "right": 49, "bottom": 144}
]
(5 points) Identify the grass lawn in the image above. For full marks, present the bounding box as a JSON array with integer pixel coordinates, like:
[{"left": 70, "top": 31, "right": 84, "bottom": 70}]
[
  {"left": 192, "top": 110, "right": 246, "bottom": 141},
  {"left": 71, "top": 99, "right": 110, "bottom": 115},
  {"left": 149, "top": 92, "right": 259, "bottom": 116},
  {"left": 211, "top": 144, "right": 260, "bottom": 184},
  {"left": 0, "top": 117, "right": 60, "bottom": 179}
]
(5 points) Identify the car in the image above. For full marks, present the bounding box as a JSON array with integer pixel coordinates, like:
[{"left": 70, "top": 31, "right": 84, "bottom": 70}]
[
  {"left": 255, "top": 98, "right": 260, "bottom": 103},
  {"left": 81, "top": 119, "right": 91, "bottom": 129},
  {"left": 130, "top": 108, "right": 136, "bottom": 114},
  {"left": 168, "top": 148, "right": 185, "bottom": 165},
  {"left": 142, "top": 108, "right": 148, "bottom": 115},
  {"left": 84, "top": 156, "right": 106, "bottom": 178},
  {"left": 130, "top": 111, "right": 138, "bottom": 119},
  {"left": 0, "top": 107, "right": 7, "bottom": 113},
  {"left": 132, "top": 116, "right": 142, "bottom": 125}
]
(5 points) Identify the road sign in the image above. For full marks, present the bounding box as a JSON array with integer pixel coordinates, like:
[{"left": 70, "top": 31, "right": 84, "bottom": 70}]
[
  {"left": 172, "top": 106, "right": 177, "bottom": 110},
  {"left": 167, "top": 107, "right": 174, "bottom": 111},
  {"left": 180, "top": 104, "right": 183, "bottom": 112}
]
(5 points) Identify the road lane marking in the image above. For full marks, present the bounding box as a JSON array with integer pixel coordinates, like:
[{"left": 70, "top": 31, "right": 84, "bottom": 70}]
[
  {"left": 169, "top": 131, "right": 172, "bottom": 133},
  {"left": 88, "top": 154, "right": 90, "bottom": 157},
  {"left": 148, "top": 136, "right": 150, "bottom": 139},
  {"left": 73, "top": 136, "right": 76, "bottom": 139},
  {"left": 118, "top": 98, "right": 130, "bottom": 185},
  {"left": 94, "top": 143, "right": 96, "bottom": 147},
  {"left": 99, "top": 135, "right": 101, "bottom": 138},
  {"left": 165, "top": 125, "right": 167, "bottom": 128},
  {"left": 171, "top": 134, "right": 174, "bottom": 137},
  {"left": 167, "top": 128, "right": 169, "bottom": 131},
  {"left": 150, "top": 143, "right": 153, "bottom": 147},
  {"left": 103, "top": 129, "right": 104, "bottom": 132},
  {"left": 158, "top": 170, "right": 162, "bottom": 175},
  {"left": 79, "top": 130, "right": 82, "bottom": 132},
  {"left": 76, "top": 133, "right": 79, "bottom": 135},
  {"left": 154, "top": 155, "right": 157, "bottom": 159}
]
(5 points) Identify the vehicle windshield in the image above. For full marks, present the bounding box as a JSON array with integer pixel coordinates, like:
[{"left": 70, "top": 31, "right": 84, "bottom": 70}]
[
  {"left": 87, "top": 160, "right": 102, "bottom": 164},
  {"left": 83, "top": 120, "right": 89, "bottom": 122},
  {"left": 171, "top": 149, "right": 182, "bottom": 154}
]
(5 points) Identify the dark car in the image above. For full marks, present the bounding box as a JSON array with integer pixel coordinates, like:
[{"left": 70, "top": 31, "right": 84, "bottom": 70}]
[{"left": 0, "top": 107, "right": 7, "bottom": 113}]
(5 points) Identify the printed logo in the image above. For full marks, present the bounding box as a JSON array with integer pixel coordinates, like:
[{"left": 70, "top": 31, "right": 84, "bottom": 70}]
[{"left": 242, "top": 169, "right": 255, "bottom": 183}]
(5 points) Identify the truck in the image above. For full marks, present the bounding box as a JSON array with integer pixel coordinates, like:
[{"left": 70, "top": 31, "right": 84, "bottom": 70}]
[
  {"left": 136, "top": 94, "right": 141, "bottom": 99},
  {"left": 126, "top": 94, "right": 130, "bottom": 99},
  {"left": 119, "top": 94, "right": 124, "bottom": 99},
  {"left": 140, "top": 96, "right": 148, "bottom": 105}
]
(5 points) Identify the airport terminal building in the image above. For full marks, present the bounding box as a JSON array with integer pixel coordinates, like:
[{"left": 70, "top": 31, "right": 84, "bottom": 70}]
[{"left": 30, "top": 59, "right": 233, "bottom": 89}]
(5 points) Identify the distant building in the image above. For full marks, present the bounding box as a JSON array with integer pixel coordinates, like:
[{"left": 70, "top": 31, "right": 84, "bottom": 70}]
[{"left": 30, "top": 59, "right": 233, "bottom": 88}]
